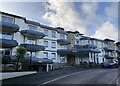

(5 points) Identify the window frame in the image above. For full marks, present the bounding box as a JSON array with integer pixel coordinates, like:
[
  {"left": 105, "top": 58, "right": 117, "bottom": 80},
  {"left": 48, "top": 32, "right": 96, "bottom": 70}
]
[
  {"left": 52, "top": 30, "right": 56, "bottom": 38},
  {"left": 44, "top": 40, "right": 48, "bottom": 47},
  {"left": 52, "top": 41, "right": 56, "bottom": 48}
]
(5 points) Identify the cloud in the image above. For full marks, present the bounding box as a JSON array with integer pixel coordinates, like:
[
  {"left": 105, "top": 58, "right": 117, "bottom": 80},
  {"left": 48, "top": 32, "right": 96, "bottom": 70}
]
[
  {"left": 42, "top": 1, "right": 118, "bottom": 41},
  {"left": 43, "top": 1, "right": 86, "bottom": 34},
  {"left": 91, "top": 21, "right": 118, "bottom": 41},
  {"left": 105, "top": 3, "right": 118, "bottom": 19}
]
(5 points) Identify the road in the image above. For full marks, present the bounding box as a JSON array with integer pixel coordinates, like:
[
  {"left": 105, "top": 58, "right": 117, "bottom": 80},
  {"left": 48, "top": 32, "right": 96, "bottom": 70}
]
[
  {"left": 2, "top": 67, "right": 118, "bottom": 86},
  {"left": 42, "top": 68, "right": 118, "bottom": 85}
]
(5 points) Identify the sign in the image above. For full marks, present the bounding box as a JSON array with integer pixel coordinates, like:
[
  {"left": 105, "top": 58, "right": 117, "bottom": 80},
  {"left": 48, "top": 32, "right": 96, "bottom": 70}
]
[
  {"left": 73, "top": 51, "right": 77, "bottom": 52},
  {"left": 38, "top": 60, "right": 43, "bottom": 63}
]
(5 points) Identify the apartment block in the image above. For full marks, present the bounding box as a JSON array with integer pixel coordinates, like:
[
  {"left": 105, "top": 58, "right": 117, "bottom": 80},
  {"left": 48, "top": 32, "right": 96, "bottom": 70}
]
[
  {"left": 1, "top": 12, "right": 118, "bottom": 71},
  {"left": 58, "top": 31, "right": 117, "bottom": 66}
]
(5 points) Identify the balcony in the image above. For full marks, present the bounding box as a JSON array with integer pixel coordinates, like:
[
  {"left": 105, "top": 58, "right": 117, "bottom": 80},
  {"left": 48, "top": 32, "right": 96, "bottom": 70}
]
[
  {"left": 104, "top": 55, "right": 115, "bottom": 59},
  {"left": 57, "top": 49, "right": 100, "bottom": 55},
  {"left": 1, "top": 21, "right": 19, "bottom": 33},
  {"left": 74, "top": 44, "right": 97, "bottom": 49},
  {"left": 0, "top": 39, "right": 18, "bottom": 48},
  {"left": 20, "top": 30, "right": 45, "bottom": 39},
  {"left": 32, "top": 57, "right": 53, "bottom": 64},
  {"left": 20, "top": 44, "right": 45, "bottom": 52},
  {"left": 104, "top": 47, "right": 114, "bottom": 51},
  {"left": 57, "top": 39, "right": 71, "bottom": 45}
]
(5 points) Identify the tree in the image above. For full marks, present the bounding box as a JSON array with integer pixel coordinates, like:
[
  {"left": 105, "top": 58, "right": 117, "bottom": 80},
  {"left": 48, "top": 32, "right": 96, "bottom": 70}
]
[{"left": 16, "top": 46, "right": 26, "bottom": 71}]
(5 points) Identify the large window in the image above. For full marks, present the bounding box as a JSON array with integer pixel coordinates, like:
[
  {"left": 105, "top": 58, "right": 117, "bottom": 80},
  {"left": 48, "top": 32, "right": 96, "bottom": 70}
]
[
  {"left": 1, "top": 48, "right": 11, "bottom": 56},
  {"left": 76, "top": 40, "right": 79, "bottom": 45},
  {"left": 25, "top": 38, "right": 36, "bottom": 44},
  {"left": 44, "top": 29, "right": 48, "bottom": 37},
  {"left": 60, "top": 34, "right": 65, "bottom": 39},
  {"left": 44, "top": 52, "right": 48, "bottom": 58},
  {"left": 51, "top": 53, "right": 56, "bottom": 60},
  {"left": 28, "top": 25, "right": 37, "bottom": 31},
  {"left": 26, "top": 52, "right": 36, "bottom": 58},
  {"left": 0, "top": 33, "right": 12, "bottom": 40},
  {"left": 2, "top": 16, "right": 14, "bottom": 24},
  {"left": 60, "top": 55, "right": 65, "bottom": 62},
  {"left": 44, "top": 40, "right": 48, "bottom": 47},
  {"left": 52, "top": 31, "right": 56, "bottom": 38},
  {"left": 52, "top": 42, "right": 56, "bottom": 48}
]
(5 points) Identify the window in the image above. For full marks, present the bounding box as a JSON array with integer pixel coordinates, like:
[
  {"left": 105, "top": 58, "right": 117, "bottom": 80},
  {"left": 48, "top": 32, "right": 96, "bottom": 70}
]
[
  {"left": 44, "top": 29, "right": 48, "bottom": 36},
  {"left": 76, "top": 40, "right": 79, "bottom": 45},
  {"left": 0, "top": 33, "right": 12, "bottom": 40},
  {"left": 28, "top": 25, "right": 37, "bottom": 31},
  {"left": 60, "top": 45, "right": 65, "bottom": 48},
  {"left": 1, "top": 49, "right": 11, "bottom": 56},
  {"left": 44, "top": 41, "right": 48, "bottom": 47},
  {"left": 51, "top": 53, "right": 56, "bottom": 60},
  {"left": 32, "top": 52, "right": 36, "bottom": 57},
  {"left": 60, "top": 34, "right": 65, "bottom": 39},
  {"left": 52, "top": 42, "right": 56, "bottom": 48},
  {"left": 76, "top": 33, "right": 79, "bottom": 37},
  {"left": 25, "top": 38, "right": 36, "bottom": 44},
  {"left": 52, "top": 31, "right": 56, "bottom": 38},
  {"left": 44, "top": 52, "right": 48, "bottom": 58},
  {"left": 60, "top": 56, "right": 65, "bottom": 62},
  {"left": 2, "top": 16, "right": 14, "bottom": 24}
]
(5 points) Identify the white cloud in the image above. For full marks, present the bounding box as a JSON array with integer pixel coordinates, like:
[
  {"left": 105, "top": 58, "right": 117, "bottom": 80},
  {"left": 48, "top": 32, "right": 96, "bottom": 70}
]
[
  {"left": 92, "top": 21, "right": 118, "bottom": 41},
  {"left": 105, "top": 3, "right": 118, "bottom": 19},
  {"left": 43, "top": 0, "right": 86, "bottom": 34},
  {"left": 80, "top": 2, "right": 103, "bottom": 26}
]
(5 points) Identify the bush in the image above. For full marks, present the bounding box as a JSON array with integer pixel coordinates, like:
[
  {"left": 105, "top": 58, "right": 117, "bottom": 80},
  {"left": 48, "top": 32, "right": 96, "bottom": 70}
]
[{"left": 2, "top": 55, "right": 11, "bottom": 64}]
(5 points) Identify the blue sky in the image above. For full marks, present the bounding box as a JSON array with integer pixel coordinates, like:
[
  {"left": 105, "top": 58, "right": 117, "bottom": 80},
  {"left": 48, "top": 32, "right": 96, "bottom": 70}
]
[{"left": 0, "top": 1, "right": 118, "bottom": 41}]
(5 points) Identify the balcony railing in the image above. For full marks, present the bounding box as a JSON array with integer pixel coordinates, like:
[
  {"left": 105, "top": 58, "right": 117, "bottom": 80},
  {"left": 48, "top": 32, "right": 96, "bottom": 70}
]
[
  {"left": 20, "top": 44, "right": 45, "bottom": 52},
  {"left": 1, "top": 21, "right": 19, "bottom": 33},
  {"left": 57, "top": 39, "right": 71, "bottom": 45},
  {"left": 104, "top": 55, "right": 115, "bottom": 59},
  {"left": 0, "top": 38, "right": 18, "bottom": 48},
  {"left": 104, "top": 47, "right": 114, "bottom": 51},
  {"left": 20, "top": 30, "right": 45, "bottom": 39}
]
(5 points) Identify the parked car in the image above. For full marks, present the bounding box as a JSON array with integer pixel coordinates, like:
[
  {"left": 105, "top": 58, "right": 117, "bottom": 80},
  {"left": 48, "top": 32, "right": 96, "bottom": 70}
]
[{"left": 102, "top": 62, "right": 118, "bottom": 68}]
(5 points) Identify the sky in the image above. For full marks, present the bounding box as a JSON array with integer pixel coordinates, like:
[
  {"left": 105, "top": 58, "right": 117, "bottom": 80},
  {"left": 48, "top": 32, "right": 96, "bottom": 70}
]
[{"left": 0, "top": 1, "right": 118, "bottom": 41}]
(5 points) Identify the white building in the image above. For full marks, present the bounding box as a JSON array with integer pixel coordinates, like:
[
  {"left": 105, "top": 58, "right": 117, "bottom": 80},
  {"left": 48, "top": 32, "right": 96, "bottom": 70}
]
[
  {"left": 1, "top": 12, "right": 117, "bottom": 71},
  {"left": 0, "top": 12, "right": 70, "bottom": 71},
  {"left": 58, "top": 31, "right": 117, "bottom": 66}
]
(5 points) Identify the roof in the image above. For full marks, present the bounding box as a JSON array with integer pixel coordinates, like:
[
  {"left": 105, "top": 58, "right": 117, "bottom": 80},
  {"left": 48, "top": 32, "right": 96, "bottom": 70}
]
[
  {"left": 67, "top": 31, "right": 84, "bottom": 35},
  {"left": 80, "top": 37, "right": 104, "bottom": 42},
  {"left": 0, "top": 11, "right": 25, "bottom": 19},
  {"left": 40, "top": 24, "right": 57, "bottom": 31},
  {"left": 56, "top": 27, "right": 64, "bottom": 30},
  {"left": 25, "top": 20, "right": 40, "bottom": 26},
  {"left": 104, "top": 38, "right": 115, "bottom": 42},
  {"left": 1, "top": 11, "right": 41, "bottom": 26}
]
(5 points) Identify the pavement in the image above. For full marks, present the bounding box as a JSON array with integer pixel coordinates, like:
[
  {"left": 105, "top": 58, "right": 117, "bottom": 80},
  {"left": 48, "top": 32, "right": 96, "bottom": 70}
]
[
  {"left": 1, "top": 71, "right": 37, "bottom": 80},
  {"left": 1, "top": 67, "right": 118, "bottom": 86}
]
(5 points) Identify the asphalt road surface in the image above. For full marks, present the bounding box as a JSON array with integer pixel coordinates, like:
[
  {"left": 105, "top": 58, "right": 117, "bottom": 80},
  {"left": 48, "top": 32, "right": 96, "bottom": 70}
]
[
  {"left": 2, "top": 68, "right": 118, "bottom": 86},
  {"left": 42, "top": 68, "right": 118, "bottom": 85}
]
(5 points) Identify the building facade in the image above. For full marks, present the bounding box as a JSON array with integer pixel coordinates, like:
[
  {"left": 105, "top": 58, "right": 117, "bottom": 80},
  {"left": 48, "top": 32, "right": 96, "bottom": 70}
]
[
  {"left": 1, "top": 12, "right": 118, "bottom": 71},
  {"left": 58, "top": 31, "right": 117, "bottom": 66},
  {"left": 0, "top": 12, "right": 71, "bottom": 71}
]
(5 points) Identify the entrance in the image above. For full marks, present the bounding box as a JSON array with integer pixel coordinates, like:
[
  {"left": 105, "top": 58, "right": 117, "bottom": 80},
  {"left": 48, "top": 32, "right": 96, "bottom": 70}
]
[{"left": 67, "top": 55, "right": 75, "bottom": 66}]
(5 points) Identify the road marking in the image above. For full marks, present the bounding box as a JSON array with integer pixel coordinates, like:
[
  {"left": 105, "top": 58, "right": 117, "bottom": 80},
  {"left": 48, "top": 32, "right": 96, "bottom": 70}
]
[{"left": 41, "top": 69, "right": 92, "bottom": 85}]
